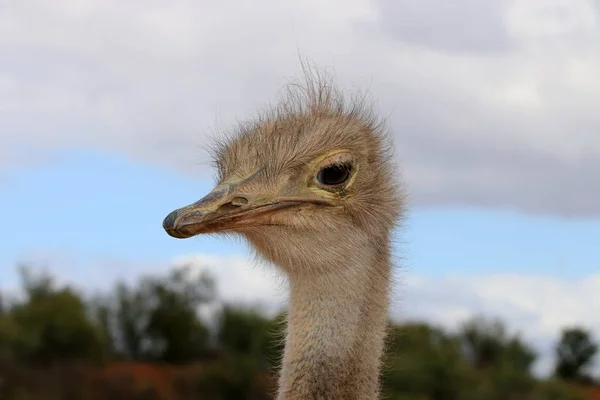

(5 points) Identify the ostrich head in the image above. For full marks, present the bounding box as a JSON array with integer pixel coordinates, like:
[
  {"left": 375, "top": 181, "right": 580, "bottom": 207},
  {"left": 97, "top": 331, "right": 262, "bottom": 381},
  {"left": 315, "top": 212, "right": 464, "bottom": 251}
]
[{"left": 163, "top": 70, "right": 402, "bottom": 276}]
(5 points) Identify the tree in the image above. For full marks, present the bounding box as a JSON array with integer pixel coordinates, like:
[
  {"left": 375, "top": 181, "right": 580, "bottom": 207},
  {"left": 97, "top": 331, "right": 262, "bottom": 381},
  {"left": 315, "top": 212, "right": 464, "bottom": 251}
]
[
  {"left": 143, "top": 266, "right": 215, "bottom": 363},
  {"left": 217, "top": 306, "right": 285, "bottom": 365},
  {"left": 0, "top": 266, "right": 104, "bottom": 364},
  {"left": 459, "top": 316, "right": 536, "bottom": 373},
  {"left": 95, "top": 264, "right": 216, "bottom": 363},
  {"left": 555, "top": 327, "right": 598, "bottom": 382},
  {"left": 197, "top": 308, "right": 285, "bottom": 399},
  {"left": 383, "top": 322, "right": 468, "bottom": 400}
]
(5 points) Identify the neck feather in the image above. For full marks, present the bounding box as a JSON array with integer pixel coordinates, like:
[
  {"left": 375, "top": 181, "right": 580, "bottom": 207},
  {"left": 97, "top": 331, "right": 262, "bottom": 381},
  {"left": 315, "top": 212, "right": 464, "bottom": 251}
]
[{"left": 276, "top": 249, "right": 391, "bottom": 400}]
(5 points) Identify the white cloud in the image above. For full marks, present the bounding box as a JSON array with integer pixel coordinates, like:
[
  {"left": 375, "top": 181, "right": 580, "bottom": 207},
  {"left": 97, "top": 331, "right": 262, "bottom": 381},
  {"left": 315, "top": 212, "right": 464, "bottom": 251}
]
[
  {"left": 2, "top": 0, "right": 600, "bottom": 216},
  {"left": 172, "top": 253, "right": 287, "bottom": 315}
]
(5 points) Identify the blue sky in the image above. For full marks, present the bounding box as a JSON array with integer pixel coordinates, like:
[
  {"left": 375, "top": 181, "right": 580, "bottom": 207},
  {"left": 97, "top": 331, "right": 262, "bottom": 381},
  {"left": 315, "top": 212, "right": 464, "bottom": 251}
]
[{"left": 2, "top": 148, "right": 597, "bottom": 289}]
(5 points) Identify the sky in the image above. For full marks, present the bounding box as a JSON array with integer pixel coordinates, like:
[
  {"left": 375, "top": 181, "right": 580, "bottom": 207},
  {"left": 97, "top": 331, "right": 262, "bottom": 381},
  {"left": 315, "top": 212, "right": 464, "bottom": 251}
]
[{"left": 1, "top": 0, "right": 599, "bottom": 376}]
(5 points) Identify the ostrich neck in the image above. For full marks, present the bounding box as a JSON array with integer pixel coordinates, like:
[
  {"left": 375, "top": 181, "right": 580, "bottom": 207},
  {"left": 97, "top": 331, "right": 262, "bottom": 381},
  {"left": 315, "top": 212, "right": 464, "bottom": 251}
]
[{"left": 277, "top": 251, "right": 391, "bottom": 400}]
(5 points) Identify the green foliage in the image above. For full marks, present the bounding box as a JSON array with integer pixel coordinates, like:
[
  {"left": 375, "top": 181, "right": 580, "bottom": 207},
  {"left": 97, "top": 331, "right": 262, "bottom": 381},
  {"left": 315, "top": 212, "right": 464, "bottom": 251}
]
[
  {"left": 383, "top": 323, "right": 468, "bottom": 400},
  {"left": 217, "top": 306, "right": 285, "bottom": 365},
  {"left": 92, "top": 264, "right": 215, "bottom": 363},
  {"left": 382, "top": 318, "right": 585, "bottom": 400},
  {"left": 0, "top": 265, "right": 595, "bottom": 399},
  {"left": 460, "top": 316, "right": 536, "bottom": 373},
  {"left": 555, "top": 327, "right": 599, "bottom": 382},
  {"left": 0, "top": 266, "right": 104, "bottom": 364},
  {"left": 142, "top": 266, "right": 214, "bottom": 363}
]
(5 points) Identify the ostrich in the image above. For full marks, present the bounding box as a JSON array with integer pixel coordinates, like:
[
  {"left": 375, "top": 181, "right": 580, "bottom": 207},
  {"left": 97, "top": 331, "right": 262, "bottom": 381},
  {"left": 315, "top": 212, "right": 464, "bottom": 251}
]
[{"left": 163, "top": 67, "right": 403, "bottom": 399}]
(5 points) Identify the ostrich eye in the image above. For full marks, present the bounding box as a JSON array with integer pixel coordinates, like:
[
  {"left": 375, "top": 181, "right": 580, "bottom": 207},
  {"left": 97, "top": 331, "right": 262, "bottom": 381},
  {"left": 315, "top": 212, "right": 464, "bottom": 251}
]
[{"left": 316, "top": 163, "right": 351, "bottom": 186}]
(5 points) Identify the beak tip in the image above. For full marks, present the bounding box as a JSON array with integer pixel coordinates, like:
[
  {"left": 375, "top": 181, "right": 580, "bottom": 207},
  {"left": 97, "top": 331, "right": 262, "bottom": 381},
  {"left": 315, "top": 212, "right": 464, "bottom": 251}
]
[
  {"left": 162, "top": 210, "right": 179, "bottom": 231},
  {"left": 163, "top": 210, "right": 191, "bottom": 239}
]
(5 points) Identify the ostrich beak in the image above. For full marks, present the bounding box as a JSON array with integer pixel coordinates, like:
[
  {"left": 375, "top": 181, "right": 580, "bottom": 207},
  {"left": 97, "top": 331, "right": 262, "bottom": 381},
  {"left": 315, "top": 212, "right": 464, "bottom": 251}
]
[{"left": 162, "top": 183, "right": 331, "bottom": 239}]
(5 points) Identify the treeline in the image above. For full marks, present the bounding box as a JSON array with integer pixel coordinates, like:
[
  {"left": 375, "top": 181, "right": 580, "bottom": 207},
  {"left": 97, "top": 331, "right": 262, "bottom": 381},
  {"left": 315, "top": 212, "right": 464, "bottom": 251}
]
[{"left": 0, "top": 264, "right": 598, "bottom": 400}]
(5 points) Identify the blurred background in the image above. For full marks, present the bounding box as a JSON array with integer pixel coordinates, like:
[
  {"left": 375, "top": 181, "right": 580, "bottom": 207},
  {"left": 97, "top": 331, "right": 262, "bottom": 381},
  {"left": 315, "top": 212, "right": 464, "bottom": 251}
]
[{"left": 1, "top": 1, "right": 599, "bottom": 399}]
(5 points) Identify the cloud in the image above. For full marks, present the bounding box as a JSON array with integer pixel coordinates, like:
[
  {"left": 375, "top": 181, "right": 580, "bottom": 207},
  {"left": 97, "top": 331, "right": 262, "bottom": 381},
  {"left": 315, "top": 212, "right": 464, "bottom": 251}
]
[
  {"left": 2, "top": 0, "right": 600, "bottom": 217},
  {"left": 375, "top": 0, "right": 513, "bottom": 53},
  {"left": 172, "top": 253, "right": 287, "bottom": 315}
]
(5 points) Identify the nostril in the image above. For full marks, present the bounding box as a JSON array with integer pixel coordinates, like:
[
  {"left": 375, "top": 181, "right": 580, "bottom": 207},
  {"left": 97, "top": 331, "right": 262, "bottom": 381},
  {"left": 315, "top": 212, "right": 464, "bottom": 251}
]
[
  {"left": 217, "top": 197, "right": 248, "bottom": 213},
  {"left": 218, "top": 197, "right": 248, "bottom": 212},
  {"left": 230, "top": 197, "right": 248, "bottom": 206},
  {"left": 218, "top": 202, "right": 241, "bottom": 213}
]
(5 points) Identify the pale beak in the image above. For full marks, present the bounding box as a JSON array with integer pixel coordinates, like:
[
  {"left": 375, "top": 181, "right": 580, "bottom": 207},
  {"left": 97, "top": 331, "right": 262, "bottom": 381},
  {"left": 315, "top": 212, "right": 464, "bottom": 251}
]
[{"left": 162, "top": 185, "right": 331, "bottom": 239}]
